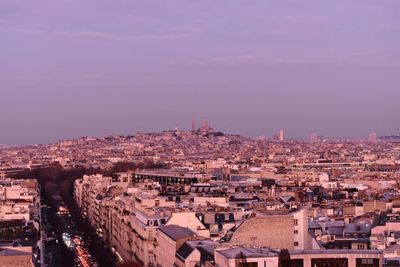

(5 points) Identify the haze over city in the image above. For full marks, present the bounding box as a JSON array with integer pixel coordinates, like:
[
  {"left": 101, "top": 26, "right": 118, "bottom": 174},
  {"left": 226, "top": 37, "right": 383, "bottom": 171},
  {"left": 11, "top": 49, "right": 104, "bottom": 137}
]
[
  {"left": 3, "top": 2, "right": 400, "bottom": 267},
  {"left": 1, "top": 0, "right": 399, "bottom": 144}
]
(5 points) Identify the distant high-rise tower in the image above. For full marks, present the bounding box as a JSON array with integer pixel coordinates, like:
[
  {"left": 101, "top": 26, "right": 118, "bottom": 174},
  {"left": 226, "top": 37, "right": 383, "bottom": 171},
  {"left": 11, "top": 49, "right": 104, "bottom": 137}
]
[
  {"left": 278, "top": 129, "right": 285, "bottom": 141},
  {"left": 368, "top": 132, "right": 377, "bottom": 144},
  {"left": 201, "top": 120, "right": 208, "bottom": 131},
  {"left": 191, "top": 118, "right": 196, "bottom": 132},
  {"left": 310, "top": 133, "right": 318, "bottom": 143}
]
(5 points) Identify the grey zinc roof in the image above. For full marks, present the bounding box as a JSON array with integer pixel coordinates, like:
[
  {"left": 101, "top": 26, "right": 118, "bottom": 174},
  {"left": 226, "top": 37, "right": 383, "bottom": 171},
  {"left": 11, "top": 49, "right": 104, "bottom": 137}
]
[
  {"left": 158, "top": 225, "right": 195, "bottom": 241},
  {"left": 0, "top": 247, "right": 32, "bottom": 256},
  {"left": 176, "top": 243, "right": 195, "bottom": 260},
  {"left": 176, "top": 240, "right": 218, "bottom": 261}
]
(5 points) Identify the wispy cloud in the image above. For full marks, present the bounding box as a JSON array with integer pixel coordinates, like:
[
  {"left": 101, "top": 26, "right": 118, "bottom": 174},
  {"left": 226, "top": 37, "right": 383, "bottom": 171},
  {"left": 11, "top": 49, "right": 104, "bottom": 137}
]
[
  {"left": 211, "top": 54, "right": 257, "bottom": 63},
  {"left": 57, "top": 30, "right": 191, "bottom": 42},
  {"left": 0, "top": 26, "right": 193, "bottom": 42},
  {"left": 0, "top": 26, "right": 44, "bottom": 35},
  {"left": 191, "top": 54, "right": 258, "bottom": 65},
  {"left": 189, "top": 52, "right": 392, "bottom": 68}
]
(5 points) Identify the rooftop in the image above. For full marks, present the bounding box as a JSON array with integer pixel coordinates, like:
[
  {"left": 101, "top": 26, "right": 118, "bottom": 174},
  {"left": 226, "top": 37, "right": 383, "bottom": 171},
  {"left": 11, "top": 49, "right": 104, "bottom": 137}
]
[{"left": 158, "top": 225, "right": 195, "bottom": 241}]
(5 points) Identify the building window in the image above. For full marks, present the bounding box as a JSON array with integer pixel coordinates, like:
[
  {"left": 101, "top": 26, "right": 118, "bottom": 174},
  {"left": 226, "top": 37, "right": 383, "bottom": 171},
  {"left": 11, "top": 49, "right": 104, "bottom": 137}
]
[
  {"left": 238, "top": 263, "right": 257, "bottom": 267},
  {"left": 356, "top": 258, "right": 379, "bottom": 267},
  {"left": 312, "top": 258, "right": 348, "bottom": 267},
  {"left": 294, "top": 242, "right": 299, "bottom": 246},
  {"left": 294, "top": 230, "right": 299, "bottom": 234},
  {"left": 291, "top": 259, "right": 304, "bottom": 267},
  {"left": 294, "top": 219, "right": 298, "bottom": 226}
]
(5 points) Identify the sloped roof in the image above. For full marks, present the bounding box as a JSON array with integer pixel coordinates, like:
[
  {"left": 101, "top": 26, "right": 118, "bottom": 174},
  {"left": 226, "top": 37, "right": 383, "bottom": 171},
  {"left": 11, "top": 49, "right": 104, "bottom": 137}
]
[
  {"left": 0, "top": 246, "right": 32, "bottom": 256},
  {"left": 176, "top": 240, "right": 218, "bottom": 261},
  {"left": 158, "top": 225, "right": 195, "bottom": 241},
  {"left": 176, "top": 243, "right": 195, "bottom": 260}
]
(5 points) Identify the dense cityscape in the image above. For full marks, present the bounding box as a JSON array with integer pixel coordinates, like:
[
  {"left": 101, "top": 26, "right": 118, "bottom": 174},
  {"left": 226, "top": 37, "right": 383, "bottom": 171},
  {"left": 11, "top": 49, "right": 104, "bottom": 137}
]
[
  {"left": 1, "top": 126, "right": 400, "bottom": 267},
  {"left": 2, "top": 1, "right": 399, "bottom": 267}
]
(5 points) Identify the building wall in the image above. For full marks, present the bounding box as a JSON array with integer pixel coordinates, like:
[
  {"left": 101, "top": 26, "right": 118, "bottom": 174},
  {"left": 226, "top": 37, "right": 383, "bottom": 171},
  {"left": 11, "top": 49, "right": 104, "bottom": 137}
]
[
  {"left": 0, "top": 203, "right": 30, "bottom": 221},
  {"left": 293, "top": 209, "right": 309, "bottom": 250},
  {"left": 155, "top": 229, "right": 193, "bottom": 267},
  {"left": 5, "top": 185, "right": 23, "bottom": 199},
  {"left": 193, "top": 196, "right": 228, "bottom": 207},
  {"left": 128, "top": 216, "right": 158, "bottom": 266},
  {"left": 155, "top": 230, "right": 177, "bottom": 267},
  {"left": 214, "top": 249, "right": 382, "bottom": 267},
  {"left": 229, "top": 215, "right": 295, "bottom": 250},
  {"left": 355, "top": 206, "right": 364, "bottom": 216},
  {"left": 167, "top": 212, "right": 210, "bottom": 238},
  {"left": 290, "top": 251, "right": 382, "bottom": 267},
  {"left": 0, "top": 256, "right": 33, "bottom": 267},
  {"left": 364, "top": 201, "right": 387, "bottom": 214},
  {"left": 371, "top": 222, "right": 400, "bottom": 235},
  {"left": 214, "top": 252, "right": 279, "bottom": 267},
  {"left": 343, "top": 206, "right": 356, "bottom": 216}
]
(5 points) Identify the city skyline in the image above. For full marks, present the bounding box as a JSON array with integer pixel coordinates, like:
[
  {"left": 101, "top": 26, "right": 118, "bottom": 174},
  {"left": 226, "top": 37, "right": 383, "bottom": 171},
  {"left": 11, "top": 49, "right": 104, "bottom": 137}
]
[
  {"left": 0, "top": 122, "right": 398, "bottom": 147},
  {"left": 1, "top": 0, "right": 399, "bottom": 144}
]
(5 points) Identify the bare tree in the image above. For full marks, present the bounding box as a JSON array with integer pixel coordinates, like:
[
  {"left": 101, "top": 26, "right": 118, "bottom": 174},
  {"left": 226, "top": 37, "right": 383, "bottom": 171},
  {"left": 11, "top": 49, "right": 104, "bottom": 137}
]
[
  {"left": 278, "top": 249, "right": 291, "bottom": 267},
  {"left": 116, "top": 261, "right": 142, "bottom": 267},
  {"left": 235, "top": 252, "right": 247, "bottom": 267}
]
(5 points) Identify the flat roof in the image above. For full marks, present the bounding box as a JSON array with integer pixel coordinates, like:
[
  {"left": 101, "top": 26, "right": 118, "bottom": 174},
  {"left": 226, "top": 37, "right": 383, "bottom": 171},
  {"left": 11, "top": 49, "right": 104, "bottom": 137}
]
[
  {"left": 290, "top": 249, "right": 383, "bottom": 255},
  {"left": 216, "top": 247, "right": 383, "bottom": 259}
]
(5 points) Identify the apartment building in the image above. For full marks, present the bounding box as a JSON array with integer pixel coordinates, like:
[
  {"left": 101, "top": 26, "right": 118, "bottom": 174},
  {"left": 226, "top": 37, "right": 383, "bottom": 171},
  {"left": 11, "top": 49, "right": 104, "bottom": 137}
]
[
  {"left": 0, "top": 178, "right": 39, "bottom": 266},
  {"left": 74, "top": 174, "right": 173, "bottom": 266}
]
